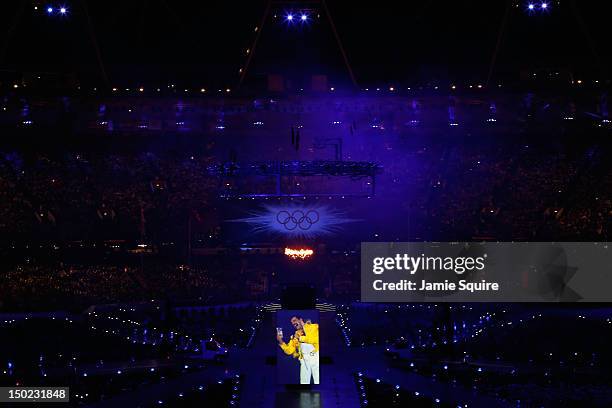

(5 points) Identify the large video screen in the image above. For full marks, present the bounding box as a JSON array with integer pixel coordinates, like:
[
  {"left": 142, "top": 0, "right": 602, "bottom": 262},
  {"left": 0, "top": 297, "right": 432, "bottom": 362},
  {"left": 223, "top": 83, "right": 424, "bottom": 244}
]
[{"left": 276, "top": 310, "right": 320, "bottom": 385}]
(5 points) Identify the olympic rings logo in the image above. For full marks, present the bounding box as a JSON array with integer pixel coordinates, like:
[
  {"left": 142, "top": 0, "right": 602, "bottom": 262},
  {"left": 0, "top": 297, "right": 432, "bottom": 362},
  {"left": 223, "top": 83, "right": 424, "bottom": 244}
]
[{"left": 276, "top": 210, "right": 320, "bottom": 230}]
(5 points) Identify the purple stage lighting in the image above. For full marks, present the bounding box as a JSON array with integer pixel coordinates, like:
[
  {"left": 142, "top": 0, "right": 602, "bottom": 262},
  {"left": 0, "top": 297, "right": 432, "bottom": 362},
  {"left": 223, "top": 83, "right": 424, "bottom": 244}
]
[
  {"left": 301, "top": 14, "right": 308, "bottom": 21},
  {"left": 286, "top": 14, "right": 293, "bottom": 21},
  {"left": 528, "top": 3, "right": 535, "bottom": 10},
  {"left": 59, "top": 7, "right": 67, "bottom": 14},
  {"left": 47, "top": 6, "right": 53, "bottom": 14},
  {"left": 541, "top": 2, "right": 548, "bottom": 9}
]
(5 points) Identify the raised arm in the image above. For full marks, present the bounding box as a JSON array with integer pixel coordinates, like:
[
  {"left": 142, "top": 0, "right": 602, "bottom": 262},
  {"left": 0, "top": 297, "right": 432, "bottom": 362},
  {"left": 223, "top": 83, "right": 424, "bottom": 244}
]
[{"left": 279, "top": 334, "right": 299, "bottom": 356}]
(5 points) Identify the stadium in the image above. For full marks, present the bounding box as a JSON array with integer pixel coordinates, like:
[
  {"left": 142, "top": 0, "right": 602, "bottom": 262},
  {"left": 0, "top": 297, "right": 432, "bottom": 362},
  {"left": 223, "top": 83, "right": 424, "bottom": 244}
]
[{"left": 1, "top": 1, "right": 611, "bottom": 407}]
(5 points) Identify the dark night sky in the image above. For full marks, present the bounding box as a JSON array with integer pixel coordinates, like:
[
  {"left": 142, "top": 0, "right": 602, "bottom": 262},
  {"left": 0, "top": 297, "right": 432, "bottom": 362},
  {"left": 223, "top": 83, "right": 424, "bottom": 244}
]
[{"left": 1, "top": 1, "right": 610, "bottom": 87}]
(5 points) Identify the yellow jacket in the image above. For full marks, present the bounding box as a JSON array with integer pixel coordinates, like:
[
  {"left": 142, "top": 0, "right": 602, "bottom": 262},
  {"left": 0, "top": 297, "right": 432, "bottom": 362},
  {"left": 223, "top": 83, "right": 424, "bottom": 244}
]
[{"left": 280, "top": 323, "right": 319, "bottom": 359}]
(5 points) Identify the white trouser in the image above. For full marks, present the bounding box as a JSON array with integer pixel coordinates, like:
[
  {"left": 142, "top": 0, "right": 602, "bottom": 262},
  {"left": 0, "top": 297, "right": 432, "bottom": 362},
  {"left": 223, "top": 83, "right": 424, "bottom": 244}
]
[{"left": 300, "top": 351, "right": 320, "bottom": 384}]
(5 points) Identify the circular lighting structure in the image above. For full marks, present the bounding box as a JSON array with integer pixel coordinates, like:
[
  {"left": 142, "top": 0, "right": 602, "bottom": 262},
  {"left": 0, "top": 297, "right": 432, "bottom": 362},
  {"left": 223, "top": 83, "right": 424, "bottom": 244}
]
[
  {"left": 286, "top": 14, "right": 293, "bottom": 21},
  {"left": 541, "top": 2, "right": 548, "bottom": 9},
  {"left": 47, "top": 6, "right": 53, "bottom": 13},
  {"left": 528, "top": 3, "right": 535, "bottom": 10},
  {"left": 301, "top": 14, "right": 308, "bottom": 21},
  {"left": 59, "top": 7, "right": 67, "bottom": 14}
]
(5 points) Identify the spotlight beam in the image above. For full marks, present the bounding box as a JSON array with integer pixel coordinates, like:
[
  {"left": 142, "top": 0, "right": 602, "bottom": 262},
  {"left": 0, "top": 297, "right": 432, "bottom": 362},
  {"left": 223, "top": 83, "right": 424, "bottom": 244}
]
[
  {"left": 239, "top": 0, "right": 358, "bottom": 89},
  {"left": 238, "top": 0, "right": 272, "bottom": 88},
  {"left": 486, "top": 0, "right": 513, "bottom": 88},
  {"left": 321, "top": 0, "right": 358, "bottom": 87},
  {"left": 79, "top": 0, "right": 110, "bottom": 87},
  {"left": 569, "top": 0, "right": 605, "bottom": 74}
]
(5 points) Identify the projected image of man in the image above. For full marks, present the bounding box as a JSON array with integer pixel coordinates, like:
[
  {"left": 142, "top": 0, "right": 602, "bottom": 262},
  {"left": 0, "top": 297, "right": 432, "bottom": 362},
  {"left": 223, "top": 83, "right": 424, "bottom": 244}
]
[{"left": 277, "top": 315, "right": 320, "bottom": 384}]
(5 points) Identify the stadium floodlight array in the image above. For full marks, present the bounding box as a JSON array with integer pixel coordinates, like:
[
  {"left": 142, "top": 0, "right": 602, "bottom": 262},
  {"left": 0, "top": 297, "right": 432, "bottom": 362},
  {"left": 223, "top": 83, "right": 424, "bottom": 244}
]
[
  {"left": 284, "top": 10, "right": 310, "bottom": 23},
  {"left": 44, "top": 5, "right": 68, "bottom": 16},
  {"left": 526, "top": 2, "right": 550, "bottom": 13}
]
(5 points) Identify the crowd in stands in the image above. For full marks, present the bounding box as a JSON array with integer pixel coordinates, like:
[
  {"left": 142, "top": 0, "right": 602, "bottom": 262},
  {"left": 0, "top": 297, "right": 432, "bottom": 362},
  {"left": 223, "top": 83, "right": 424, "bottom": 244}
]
[
  {"left": 0, "top": 116, "right": 610, "bottom": 245},
  {"left": 0, "top": 263, "right": 224, "bottom": 311},
  {"left": 0, "top": 151, "right": 218, "bottom": 243},
  {"left": 375, "top": 137, "right": 611, "bottom": 241},
  {"left": 0, "top": 107, "right": 610, "bottom": 313}
]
